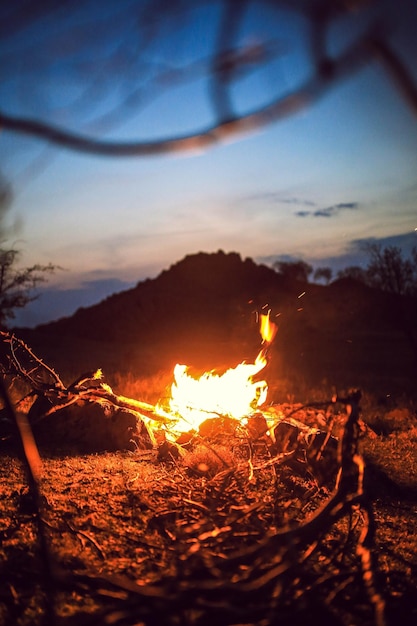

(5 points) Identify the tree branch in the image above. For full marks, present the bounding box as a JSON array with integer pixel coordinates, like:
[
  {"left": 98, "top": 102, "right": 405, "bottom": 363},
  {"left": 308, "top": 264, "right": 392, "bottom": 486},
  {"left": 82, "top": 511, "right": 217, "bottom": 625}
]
[{"left": 0, "top": 27, "right": 396, "bottom": 157}]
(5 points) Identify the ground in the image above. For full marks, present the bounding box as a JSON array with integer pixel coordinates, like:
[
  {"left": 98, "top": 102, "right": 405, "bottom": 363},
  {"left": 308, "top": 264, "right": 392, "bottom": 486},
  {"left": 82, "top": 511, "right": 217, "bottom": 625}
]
[{"left": 1, "top": 403, "right": 417, "bottom": 626}]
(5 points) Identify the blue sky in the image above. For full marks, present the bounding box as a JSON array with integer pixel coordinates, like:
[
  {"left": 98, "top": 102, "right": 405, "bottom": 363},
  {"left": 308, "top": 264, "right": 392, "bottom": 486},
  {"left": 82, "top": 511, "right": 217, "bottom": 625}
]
[{"left": 1, "top": 0, "right": 416, "bottom": 327}]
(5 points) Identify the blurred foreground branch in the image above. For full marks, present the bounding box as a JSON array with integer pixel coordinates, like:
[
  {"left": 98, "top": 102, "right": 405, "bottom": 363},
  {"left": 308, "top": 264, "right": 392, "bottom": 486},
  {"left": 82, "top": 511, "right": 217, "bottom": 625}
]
[{"left": 0, "top": 0, "right": 416, "bottom": 159}]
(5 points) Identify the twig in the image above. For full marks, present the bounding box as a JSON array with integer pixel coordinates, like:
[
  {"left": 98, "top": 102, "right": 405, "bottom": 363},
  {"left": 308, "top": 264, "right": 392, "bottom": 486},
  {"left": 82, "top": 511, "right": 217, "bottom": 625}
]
[{"left": 66, "top": 521, "right": 106, "bottom": 560}]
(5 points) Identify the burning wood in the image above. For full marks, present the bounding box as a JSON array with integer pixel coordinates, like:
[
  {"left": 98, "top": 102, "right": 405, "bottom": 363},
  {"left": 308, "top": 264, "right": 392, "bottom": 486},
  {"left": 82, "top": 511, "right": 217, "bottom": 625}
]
[
  {"left": 154, "top": 310, "right": 278, "bottom": 434},
  {"left": 0, "top": 320, "right": 337, "bottom": 479}
]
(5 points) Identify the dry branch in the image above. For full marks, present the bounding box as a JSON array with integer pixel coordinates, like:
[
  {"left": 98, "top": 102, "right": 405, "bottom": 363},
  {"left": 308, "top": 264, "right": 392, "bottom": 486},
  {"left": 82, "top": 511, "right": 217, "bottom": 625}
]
[{"left": 0, "top": 331, "right": 387, "bottom": 626}]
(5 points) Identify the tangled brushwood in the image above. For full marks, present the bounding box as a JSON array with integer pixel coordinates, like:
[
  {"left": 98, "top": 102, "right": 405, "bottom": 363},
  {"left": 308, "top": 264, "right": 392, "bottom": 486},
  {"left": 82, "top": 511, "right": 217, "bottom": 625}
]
[{"left": 0, "top": 332, "right": 386, "bottom": 626}]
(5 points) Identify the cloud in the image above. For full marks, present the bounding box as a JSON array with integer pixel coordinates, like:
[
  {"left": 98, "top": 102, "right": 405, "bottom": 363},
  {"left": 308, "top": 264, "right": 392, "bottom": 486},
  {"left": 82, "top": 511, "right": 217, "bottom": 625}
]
[
  {"left": 280, "top": 197, "right": 317, "bottom": 207},
  {"left": 295, "top": 201, "right": 359, "bottom": 218},
  {"left": 335, "top": 202, "right": 358, "bottom": 210},
  {"left": 258, "top": 230, "right": 417, "bottom": 279},
  {"left": 295, "top": 230, "right": 417, "bottom": 275},
  {"left": 313, "top": 208, "right": 336, "bottom": 218},
  {"left": 349, "top": 230, "right": 417, "bottom": 255},
  {"left": 243, "top": 192, "right": 317, "bottom": 207}
]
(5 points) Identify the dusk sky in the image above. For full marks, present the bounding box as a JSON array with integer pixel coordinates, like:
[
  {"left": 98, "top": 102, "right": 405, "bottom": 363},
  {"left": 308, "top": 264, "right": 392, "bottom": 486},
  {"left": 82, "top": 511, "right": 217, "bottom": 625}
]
[{"left": 1, "top": 0, "right": 416, "bottom": 327}]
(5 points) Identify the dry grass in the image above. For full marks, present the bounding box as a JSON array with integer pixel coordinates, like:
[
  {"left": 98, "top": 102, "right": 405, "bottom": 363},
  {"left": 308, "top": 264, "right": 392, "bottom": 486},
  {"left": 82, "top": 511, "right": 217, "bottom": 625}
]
[
  {"left": 1, "top": 399, "right": 417, "bottom": 626},
  {"left": 1, "top": 355, "right": 417, "bottom": 626}
]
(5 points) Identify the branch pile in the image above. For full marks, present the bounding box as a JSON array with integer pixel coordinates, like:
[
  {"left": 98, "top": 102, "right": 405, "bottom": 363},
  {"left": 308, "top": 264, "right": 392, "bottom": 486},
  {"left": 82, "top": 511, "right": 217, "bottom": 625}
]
[{"left": 0, "top": 331, "right": 386, "bottom": 626}]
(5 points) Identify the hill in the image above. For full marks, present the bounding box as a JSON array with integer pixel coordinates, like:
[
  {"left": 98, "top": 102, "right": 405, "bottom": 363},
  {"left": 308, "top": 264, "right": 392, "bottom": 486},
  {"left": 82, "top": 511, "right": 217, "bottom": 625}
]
[{"left": 16, "top": 250, "right": 416, "bottom": 399}]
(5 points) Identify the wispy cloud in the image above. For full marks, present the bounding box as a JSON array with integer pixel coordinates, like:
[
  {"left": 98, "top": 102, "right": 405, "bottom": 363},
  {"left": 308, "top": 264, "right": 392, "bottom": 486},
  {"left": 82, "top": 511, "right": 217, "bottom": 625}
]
[
  {"left": 279, "top": 197, "right": 317, "bottom": 207},
  {"left": 243, "top": 192, "right": 317, "bottom": 207},
  {"left": 295, "top": 202, "right": 359, "bottom": 218},
  {"left": 336, "top": 202, "right": 358, "bottom": 209}
]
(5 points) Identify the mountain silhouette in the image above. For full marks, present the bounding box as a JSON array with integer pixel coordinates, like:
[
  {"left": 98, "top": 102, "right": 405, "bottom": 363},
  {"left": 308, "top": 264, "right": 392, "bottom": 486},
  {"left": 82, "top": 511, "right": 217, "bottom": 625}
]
[{"left": 16, "top": 250, "right": 415, "bottom": 398}]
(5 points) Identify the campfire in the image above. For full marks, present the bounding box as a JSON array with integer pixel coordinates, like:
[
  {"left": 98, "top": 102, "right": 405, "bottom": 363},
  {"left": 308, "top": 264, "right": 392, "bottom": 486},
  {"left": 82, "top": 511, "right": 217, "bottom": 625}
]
[
  {"left": 0, "top": 318, "right": 351, "bottom": 487},
  {"left": 0, "top": 326, "right": 387, "bottom": 626},
  {"left": 0, "top": 318, "right": 337, "bottom": 470},
  {"left": 155, "top": 310, "right": 278, "bottom": 435}
]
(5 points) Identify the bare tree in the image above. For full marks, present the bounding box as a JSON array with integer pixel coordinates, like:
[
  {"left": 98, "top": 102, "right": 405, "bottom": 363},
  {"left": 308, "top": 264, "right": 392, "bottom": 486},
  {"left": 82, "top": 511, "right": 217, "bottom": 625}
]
[
  {"left": 0, "top": 176, "right": 57, "bottom": 327},
  {"left": 362, "top": 243, "right": 417, "bottom": 362},
  {"left": 0, "top": 248, "right": 56, "bottom": 328},
  {"left": 365, "top": 243, "right": 417, "bottom": 297},
  {"left": 335, "top": 245, "right": 417, "bottom": 294}
]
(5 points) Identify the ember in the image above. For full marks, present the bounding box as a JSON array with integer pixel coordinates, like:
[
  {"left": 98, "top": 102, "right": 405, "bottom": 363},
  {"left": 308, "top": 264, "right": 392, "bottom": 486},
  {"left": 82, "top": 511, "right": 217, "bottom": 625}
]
[{"left": 155, "top": 311, "right": 278, "bottom": 433}]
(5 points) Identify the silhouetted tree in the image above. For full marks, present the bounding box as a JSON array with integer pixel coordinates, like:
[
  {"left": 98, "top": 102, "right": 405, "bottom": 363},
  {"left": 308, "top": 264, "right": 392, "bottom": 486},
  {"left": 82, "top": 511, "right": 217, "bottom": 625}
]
[
  {"left": 0, "top": 248, "right": 56, "bottom": 327},
  {"left": 0, "top": 176, "right": 57, "bottom": 327},
  {"left": 313, "top": 266, "right": 332, "bottom": 284},
  {"left": 365, "top": 243, "right": 417, "bottom": 296},
  {"left": 336, "top": 266, "right": 368, "bottom": 283},
  {"left": 362, "top": 243, "right": 417, "bottom": 364},
  {"left": 273, "top": 259, "right": 312, "bottom": 283}
]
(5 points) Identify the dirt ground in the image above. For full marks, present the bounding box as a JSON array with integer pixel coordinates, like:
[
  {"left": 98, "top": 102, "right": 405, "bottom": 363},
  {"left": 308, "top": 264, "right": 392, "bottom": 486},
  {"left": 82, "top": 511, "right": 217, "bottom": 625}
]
[{"left": 1, "top": 416, "right": 417, "bottom": 626}]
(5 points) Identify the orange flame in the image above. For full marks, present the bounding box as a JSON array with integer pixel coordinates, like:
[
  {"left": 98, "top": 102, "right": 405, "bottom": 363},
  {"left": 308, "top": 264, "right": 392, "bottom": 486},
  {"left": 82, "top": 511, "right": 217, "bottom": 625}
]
[
  {"left": 156, "top": 311, "right": 278, "bottom": 433},
  {"left": 260, "top": 309, "right": 278, "bottom": 345}
]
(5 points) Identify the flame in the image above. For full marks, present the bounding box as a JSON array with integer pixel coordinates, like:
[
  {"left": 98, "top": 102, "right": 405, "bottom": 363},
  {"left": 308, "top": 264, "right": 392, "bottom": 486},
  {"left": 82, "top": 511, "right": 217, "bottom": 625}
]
[
  {"left": 260, "top": 309, "right": 278, "bottom": 345},
  {"left": 156, "top": 311, "right": 278, "bottom": 433}
]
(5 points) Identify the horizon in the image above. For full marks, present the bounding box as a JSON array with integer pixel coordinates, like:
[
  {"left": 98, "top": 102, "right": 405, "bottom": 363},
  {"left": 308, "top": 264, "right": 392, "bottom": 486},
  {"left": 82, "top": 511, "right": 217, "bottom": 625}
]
[
  {"left": 11, "top": 239, "right": 416, "bottom": 329},
  {"left": 9, "top": 247, "right": 367, "bottom": 328}
]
